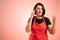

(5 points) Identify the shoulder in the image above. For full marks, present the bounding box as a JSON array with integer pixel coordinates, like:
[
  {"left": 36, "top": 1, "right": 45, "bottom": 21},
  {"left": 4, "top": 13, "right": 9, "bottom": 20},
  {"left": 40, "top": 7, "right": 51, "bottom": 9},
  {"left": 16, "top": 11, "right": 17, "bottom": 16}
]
[
  {"left": 44, "top": 17, "right": 50, "bottom": 21},
  {"left": 44, "top": 16, "right": 51, "bottom": 25},
  {"left": 44, "top": 17, "right": 49, "bottom": 19},
  {"left": 28, "top": 16, "right": 35, "bottom": 22}
]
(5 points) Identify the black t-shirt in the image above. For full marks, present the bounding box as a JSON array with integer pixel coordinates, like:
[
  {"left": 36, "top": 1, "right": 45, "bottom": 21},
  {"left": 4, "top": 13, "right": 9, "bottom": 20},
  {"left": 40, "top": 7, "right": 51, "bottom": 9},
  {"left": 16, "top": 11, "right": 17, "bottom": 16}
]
[{"left": 28, "top": 16, "right": 51, "bottom": 27}]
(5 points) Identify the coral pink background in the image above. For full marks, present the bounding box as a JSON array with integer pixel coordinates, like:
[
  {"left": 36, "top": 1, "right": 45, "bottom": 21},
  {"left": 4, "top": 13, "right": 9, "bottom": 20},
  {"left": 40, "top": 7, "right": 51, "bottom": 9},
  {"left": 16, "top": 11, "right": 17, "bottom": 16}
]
[{"left": 0, "top": 0, "right": 60, "bottom": 40}]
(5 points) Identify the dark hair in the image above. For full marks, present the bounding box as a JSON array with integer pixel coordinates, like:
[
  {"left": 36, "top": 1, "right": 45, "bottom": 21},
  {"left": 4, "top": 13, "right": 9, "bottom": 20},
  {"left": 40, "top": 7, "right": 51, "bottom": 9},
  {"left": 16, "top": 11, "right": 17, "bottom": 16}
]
[{"left": 33, "top": 3, "right": 45, "bottom": 17}]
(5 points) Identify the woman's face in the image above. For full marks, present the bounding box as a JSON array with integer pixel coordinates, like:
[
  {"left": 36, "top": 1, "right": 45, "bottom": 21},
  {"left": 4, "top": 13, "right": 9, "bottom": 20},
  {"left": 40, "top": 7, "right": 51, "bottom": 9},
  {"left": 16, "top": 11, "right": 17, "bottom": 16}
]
[{"left": 35, "top": 5, "right": 43, "bottom": 16}]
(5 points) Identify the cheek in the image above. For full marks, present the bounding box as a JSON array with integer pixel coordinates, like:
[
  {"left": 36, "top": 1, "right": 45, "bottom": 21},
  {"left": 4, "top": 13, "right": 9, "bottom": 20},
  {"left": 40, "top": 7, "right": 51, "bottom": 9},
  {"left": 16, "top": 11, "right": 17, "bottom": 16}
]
[
  {"left": 36, "top": 10, "right": 40, "bottom": 12},
  {"left": 41, "top": 10, "right": 43, "bottom": 13}
]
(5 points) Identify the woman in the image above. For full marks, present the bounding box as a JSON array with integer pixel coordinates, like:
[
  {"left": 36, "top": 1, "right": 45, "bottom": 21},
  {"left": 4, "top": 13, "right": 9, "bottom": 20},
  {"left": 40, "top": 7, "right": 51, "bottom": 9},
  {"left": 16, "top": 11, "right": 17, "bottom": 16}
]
[{"left": 25, "top": 3, "right": 56, "bottom": 40}]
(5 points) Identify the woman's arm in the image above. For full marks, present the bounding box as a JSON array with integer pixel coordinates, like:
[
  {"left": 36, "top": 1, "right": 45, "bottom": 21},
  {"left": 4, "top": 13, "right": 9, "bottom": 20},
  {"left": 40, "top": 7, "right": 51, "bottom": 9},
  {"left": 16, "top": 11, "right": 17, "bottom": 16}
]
[
  {"left": 47, "top": 16, "right": 56, "bottom": 34},
  {"left": 25, "top": 11, "right": 35, "bottom": 33},
  {"left": 25, "top": 17, "right": 33, "bottom": 33}
]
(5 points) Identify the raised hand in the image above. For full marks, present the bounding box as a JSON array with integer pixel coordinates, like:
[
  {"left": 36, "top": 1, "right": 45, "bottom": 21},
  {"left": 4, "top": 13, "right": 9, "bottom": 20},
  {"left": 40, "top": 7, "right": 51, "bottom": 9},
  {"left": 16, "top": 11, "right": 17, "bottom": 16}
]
[{"left": 31, "top": 10, "right": 35, "bottom": 18}]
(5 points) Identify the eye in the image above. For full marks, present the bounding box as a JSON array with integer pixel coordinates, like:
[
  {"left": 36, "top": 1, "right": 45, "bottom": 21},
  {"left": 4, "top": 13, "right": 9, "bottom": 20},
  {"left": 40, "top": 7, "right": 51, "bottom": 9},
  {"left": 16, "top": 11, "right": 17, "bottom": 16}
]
[{"left": 37, "top": 8, "right": 43, "bottom": 10}]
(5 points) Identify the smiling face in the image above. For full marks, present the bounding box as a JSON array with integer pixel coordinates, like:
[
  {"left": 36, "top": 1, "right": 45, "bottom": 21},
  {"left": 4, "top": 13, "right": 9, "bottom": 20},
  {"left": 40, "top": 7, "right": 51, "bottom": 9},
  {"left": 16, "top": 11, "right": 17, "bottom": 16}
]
[{"left": 35, "top": 5, "right": 43, "bottom": 16}]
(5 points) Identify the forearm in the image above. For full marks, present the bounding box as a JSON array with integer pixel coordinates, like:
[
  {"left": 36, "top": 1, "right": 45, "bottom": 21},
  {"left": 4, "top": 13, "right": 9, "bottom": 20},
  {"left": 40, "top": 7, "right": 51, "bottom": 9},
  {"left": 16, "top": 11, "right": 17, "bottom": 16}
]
[
  {"left": 26, "top": 17, "right": 33, "bottom": 33},
  {"left": 51, "top": 21, "right": 55, "bottom": 34}
]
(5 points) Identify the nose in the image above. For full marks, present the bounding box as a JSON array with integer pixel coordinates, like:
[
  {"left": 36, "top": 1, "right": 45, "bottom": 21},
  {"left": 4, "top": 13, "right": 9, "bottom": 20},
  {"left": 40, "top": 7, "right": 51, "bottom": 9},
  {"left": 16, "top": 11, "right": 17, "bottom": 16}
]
[{"left": 38, "top": 10, "right": 41, "bottom": 13}]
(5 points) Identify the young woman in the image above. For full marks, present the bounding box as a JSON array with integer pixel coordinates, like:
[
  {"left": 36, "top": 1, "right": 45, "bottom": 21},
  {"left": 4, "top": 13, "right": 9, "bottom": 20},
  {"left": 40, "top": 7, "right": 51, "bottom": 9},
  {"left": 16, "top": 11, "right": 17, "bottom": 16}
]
[{"left": 25, "top": 3, "right": 56, "bottom": 40}]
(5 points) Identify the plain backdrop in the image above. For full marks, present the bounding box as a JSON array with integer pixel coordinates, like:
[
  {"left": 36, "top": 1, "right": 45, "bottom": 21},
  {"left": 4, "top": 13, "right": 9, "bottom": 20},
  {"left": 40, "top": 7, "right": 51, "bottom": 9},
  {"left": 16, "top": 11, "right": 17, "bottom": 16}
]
[{"left": 0, "top": 0, "right": 60, "bottom": 40}]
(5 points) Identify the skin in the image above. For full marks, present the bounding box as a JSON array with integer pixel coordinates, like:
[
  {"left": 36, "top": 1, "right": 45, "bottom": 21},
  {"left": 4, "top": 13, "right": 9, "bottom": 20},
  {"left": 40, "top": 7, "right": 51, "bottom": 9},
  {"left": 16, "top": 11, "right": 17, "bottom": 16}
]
[{"left": 25, "top": 5, "right": 56, "bottom": 34}]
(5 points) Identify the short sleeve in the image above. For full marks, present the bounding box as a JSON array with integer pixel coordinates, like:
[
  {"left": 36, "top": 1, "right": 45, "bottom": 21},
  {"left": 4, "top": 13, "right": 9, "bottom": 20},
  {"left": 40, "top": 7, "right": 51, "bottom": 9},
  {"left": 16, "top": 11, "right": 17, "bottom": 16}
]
[
  {"left": 28, "top": 18, "right": 30, "bottom": 23},
  {"left": 44, "top": 17, "right": 52, "bottom": 26}
]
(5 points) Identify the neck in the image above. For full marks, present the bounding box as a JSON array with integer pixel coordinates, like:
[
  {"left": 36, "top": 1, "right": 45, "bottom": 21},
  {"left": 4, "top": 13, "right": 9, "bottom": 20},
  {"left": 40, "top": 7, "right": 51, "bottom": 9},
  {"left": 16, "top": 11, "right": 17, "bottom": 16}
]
[{"left": 36, "top": 16, "right": 43, "bottom": 19}]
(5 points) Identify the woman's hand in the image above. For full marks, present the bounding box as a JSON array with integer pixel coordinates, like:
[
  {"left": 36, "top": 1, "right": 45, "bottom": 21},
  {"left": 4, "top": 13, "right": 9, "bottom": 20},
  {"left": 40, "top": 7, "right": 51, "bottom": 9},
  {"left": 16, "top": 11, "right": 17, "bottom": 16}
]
[
  {"left": 31, "top": 10, "right": 35, "bottom": 18},
  {"left": 52, "top": 16, "right": 56, "bottom": 25}
]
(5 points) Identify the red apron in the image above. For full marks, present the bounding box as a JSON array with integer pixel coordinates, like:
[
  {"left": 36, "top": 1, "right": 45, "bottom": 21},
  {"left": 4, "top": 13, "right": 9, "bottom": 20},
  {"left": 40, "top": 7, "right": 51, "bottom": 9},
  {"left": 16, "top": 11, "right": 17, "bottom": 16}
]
[{"left": 29, "top": 17, "right": 48, "bottom": 40}]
